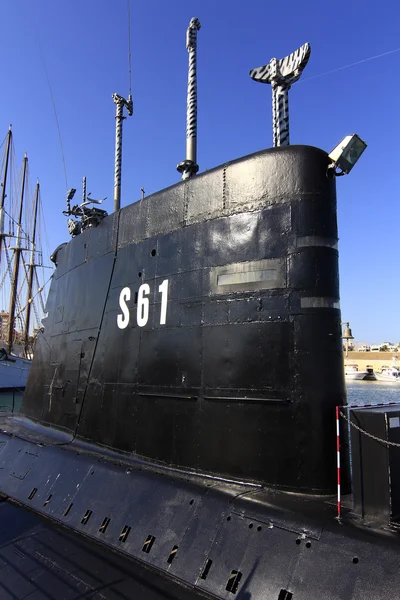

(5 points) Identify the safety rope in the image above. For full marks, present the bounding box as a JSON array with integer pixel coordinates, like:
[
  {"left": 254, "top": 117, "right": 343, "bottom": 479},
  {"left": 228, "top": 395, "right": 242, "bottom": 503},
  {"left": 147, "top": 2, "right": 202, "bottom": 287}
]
[{"left": 339, "top": 409, "right": 400, "bottom": 447}]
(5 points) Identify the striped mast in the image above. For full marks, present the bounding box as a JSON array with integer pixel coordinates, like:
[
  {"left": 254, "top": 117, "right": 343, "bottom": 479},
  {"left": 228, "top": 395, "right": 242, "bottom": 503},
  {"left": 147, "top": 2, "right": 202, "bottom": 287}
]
[
  {"left": 250, "top": 43, "right": 311, "bottom": 147},
  {"left": 22, "top": 180, "right": 40, "bottom": 357},
  {"left": 177, "top": 17, "right": 201, "bottom": 180},
  {"left": 112, "top": 92, "right": 133, "bottom": 212},
  {"left": 82, "top": 176, "right": 87, "bottom": 204}
]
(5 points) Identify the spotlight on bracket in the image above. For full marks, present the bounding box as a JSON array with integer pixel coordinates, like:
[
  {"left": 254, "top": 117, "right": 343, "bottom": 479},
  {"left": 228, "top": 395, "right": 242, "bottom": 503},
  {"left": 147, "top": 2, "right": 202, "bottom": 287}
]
[
  {"left": 67, "top": 188, "right": 76, "bottom": 201},
  {"left": 327, "top": 134, "right": 367, "bottom": 177}
]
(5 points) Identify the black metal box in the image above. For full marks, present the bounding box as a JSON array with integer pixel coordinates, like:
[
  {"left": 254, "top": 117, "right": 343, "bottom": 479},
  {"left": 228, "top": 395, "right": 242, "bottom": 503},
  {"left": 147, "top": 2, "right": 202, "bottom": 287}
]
[{"left": 350, "top": 406, "right": 400, "bottom": 523}]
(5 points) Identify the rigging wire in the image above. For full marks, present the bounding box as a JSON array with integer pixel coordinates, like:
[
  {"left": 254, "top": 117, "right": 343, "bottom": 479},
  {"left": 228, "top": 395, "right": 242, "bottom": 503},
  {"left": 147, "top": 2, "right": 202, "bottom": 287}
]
[
  {"left": 0, "top": 131, "right": 8, "bottom": 152},
  {"left": 34, "top": 269, "right": 46, "bottom": 314},
  {"left": 301, "top": 47, "right": 400, "bottom": 83},
  {"left": 127, "top": 0, "right": 132, "bottom": 96},
  {"left": 37, "top": 37, "right": 69, "bottom": 191},
  {"left": 13, "top": 274, "right": 51, "bottom": 326},
  {"left": 38, "top": 194, "right": 51, "bottom": 266},
  {"left": 3, "top": 209, "right": 31, "bottom": 248}
]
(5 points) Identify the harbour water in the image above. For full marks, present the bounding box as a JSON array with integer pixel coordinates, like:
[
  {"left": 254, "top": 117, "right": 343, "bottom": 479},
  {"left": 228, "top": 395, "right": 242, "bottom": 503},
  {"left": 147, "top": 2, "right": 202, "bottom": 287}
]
[{"left": 346, "top": 380, "right": 400, "bottom": 406}]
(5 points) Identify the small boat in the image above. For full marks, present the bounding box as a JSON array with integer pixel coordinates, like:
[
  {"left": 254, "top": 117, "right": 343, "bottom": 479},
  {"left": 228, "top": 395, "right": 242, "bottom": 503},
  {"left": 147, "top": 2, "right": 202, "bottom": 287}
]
[
  {"left": 345, "top": 363, "right": 377, "bottom": 380},
  {"left": 376, "top": 363, "right": 400, "bottom": 383}
]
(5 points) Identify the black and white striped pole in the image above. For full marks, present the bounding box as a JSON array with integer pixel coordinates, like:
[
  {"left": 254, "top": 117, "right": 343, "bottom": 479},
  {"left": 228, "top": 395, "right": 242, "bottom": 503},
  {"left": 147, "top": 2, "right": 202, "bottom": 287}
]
[
  {"left": 112, "top": 92, "right": 133, "bottom": 212},
  {"left": 82, "top": 176, "right": 86, "bottom": 204},
  {"left": 250, "top": 43, "right": 311, "bottom": 147},
  {"left": 177, "top": 17, "right": 201, "bottom": 180}
]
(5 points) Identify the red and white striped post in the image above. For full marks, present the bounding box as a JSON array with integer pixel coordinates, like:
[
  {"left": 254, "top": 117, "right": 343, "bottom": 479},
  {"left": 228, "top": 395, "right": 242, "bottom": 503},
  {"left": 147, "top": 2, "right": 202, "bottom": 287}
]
[{"left": 336, "top": 405, "right": 341, "bottom": 520}]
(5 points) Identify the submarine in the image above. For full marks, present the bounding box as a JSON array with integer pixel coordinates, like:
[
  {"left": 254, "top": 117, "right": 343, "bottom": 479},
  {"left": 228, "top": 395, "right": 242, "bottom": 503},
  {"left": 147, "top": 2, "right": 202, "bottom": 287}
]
[{"left": 0, "top": 18, "right": 399, "bottom": 600}]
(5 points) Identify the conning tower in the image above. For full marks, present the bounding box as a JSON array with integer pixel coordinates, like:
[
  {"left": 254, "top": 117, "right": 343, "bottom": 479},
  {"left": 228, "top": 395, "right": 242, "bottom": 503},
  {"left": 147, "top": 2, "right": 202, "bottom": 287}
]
[{"left": 22, "top": 41, "right": 349, "bottom": 494}]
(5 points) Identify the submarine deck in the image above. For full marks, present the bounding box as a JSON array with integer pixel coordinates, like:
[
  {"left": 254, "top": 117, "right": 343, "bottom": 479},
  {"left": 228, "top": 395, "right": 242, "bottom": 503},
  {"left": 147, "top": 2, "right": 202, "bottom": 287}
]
[
  {"left": 0, "top": 499, "right": 204, "bottom": 600},
  {"left": 1, "top": 415, "right": 400, "bottom": 600}
]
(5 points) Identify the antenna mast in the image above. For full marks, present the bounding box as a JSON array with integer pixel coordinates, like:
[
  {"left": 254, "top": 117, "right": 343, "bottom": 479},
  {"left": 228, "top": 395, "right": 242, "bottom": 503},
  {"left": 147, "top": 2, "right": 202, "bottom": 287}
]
[
  {"left": 23, "top": 180, "right": 40, "bottom": 358},
  {"left": 177, "top": 17, "right": 201, "bottom": 180},
  {"left": 112, "top": 94, "right": 133, "bottom": 213},
  {"left": 7, "top": 153, "right": 28, "bottom": 354},
  {"left": 250, "top": 43, "right": 311, "bottom": 146},
  {"left": 82, "top": 176, "right": 87, "bottom": 204}
]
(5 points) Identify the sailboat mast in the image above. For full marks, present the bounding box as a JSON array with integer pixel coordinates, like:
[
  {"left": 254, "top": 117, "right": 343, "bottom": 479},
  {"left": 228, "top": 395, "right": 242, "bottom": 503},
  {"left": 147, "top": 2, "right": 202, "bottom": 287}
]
[
  {"left": 7, "top": 153, "right": 28, "bottom": 354},
  {"left": 0, "top": 126, "right": 12, "bottom": 264},
  {"left": 23, "top": 180, "right": 39, "bottom": 357}
]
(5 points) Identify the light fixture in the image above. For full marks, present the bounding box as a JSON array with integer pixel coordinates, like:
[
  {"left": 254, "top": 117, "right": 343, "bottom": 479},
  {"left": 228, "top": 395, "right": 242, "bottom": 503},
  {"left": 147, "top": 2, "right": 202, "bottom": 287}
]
[
  {"left": 66, "top": 188, "right": 76, "bottom": 201},
  {"left": 327, "top": 134, "right": 367, "bottom": 177}
]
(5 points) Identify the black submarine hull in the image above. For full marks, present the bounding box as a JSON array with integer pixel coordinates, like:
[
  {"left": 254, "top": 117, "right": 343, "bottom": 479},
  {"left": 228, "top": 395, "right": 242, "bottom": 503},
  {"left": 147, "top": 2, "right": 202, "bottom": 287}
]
[
  {"left": 0, "top": 418, "right": 400, "bottom": 599},
  {"left": 0, "top": 145, "right": 397, "bottom": 599},
  {"left": 22, "top": 145, "right": 345, "bottom": 493}
]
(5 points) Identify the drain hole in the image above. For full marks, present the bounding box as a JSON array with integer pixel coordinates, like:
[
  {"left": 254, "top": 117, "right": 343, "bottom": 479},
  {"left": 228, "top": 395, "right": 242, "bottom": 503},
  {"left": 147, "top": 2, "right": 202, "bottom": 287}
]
[
  {"left": 151, "top": 248, "right": 156, "bottom": 257},
  {"left": 99, "top": 517, "right": 110, "bottom": 534},
  {"left": 306, "top": 541, "right": 311, "bottom": 548},
  {"left": 200, "top": 559, "right": 213, "bottom": 580},
  {"left": 226, "top": 570, "right": 242, "bottom": 594},
  {"left": 142, "top": 535, "right": 156, "bottom": 554},
  {"left": 257, "top": 526, "right": 262, "bottom": 532},
  {"left": 190, "top": 499, "right": 194, "bottom": 505},
  {"left": 28, "top": 488, "right": 37, "bottom": 500},
  {"left": 81, "top": 509, "right": 92, "bottom": 525},
  {"left": 64, "top": 503, "right": 73, "bottom": 516},
  {"left": 43, "top": 494, "right": 52, "bottom": 506},
  {"left": 119, "top": 525, "right": 131, "bottom": 543},
  {"left": 278, "top": 590, "right": 293, "bottom": 600},
  {"left": 353, "top": 557, "right": 359, "bottom": 564},
  {"left": 167, "top": 545, "right": 179, "bottom": 564}
]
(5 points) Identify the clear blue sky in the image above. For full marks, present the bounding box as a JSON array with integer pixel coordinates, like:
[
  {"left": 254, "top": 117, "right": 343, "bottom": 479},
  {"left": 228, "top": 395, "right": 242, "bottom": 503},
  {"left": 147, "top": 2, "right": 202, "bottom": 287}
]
[{"left": 1, "top": 0, "right": 399, "bottom": 343}]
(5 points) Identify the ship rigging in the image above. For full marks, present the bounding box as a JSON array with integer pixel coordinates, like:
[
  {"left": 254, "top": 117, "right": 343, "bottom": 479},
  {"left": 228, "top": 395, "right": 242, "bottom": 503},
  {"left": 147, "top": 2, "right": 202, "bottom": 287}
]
[{"left": 0, "top": 126, "right": 51, "bottom": 361}]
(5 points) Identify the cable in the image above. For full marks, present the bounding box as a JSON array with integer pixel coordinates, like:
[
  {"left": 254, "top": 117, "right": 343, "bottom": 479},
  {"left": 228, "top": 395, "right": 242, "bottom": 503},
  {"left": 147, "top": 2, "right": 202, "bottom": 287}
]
[
  {"left": 127, "top": 0, "right": 132, "bottom": 96},
  {"left": 36, "top": 37, "right": 69, "bottom": 190},
  {"left": 301, "top": 47, "right": 400, "bottom": 83}
]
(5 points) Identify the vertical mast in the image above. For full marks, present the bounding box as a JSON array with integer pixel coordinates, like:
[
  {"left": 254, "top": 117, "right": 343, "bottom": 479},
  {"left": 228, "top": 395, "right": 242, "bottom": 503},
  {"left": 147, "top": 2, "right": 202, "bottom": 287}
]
[
  {"left": 249, "top": 43, "right": 311, "bottom": 147},
  {"left": 82, "top": 176, "right": 86, "bottom": 204},
  {"left": 112, "top": 93, "right": 133, "bottom": 213},
  {"left": 7, "top": 153, "right": 28, "bottom": 354},
  {"left": 0, "top": 126, "right": 12, "bottom": 264},
  {"left": 177, "top": 18, "right": 201, "bottom": 180},
  {"left": 23, "top": 180, "right": 39, "bottom": 357}
]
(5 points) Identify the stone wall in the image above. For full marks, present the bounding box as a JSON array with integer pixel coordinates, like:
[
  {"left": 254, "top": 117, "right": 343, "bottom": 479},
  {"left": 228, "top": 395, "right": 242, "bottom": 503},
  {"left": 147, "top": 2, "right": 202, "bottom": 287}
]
[{"left": 344, "top": 351, "right": 399, "bottom": 372}]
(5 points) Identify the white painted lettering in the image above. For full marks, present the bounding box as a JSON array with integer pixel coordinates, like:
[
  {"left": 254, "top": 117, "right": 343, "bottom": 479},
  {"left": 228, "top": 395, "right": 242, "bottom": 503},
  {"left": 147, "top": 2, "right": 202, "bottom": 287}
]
[
  {"left": 117, "top": 287, "right": 131, "bottom": 329},
  {"left": 158, "top": 279, "right": 169, "bottom": 325},
  {"left": 137, "top": 283, "right": 150, "bottom": 327}
]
